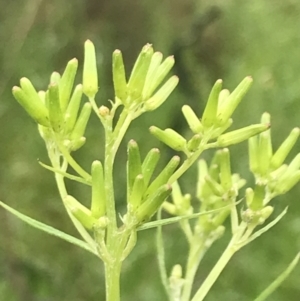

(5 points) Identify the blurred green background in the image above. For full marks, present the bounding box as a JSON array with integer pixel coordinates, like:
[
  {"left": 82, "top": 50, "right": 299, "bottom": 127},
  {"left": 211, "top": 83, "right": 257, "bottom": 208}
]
[{"left": 1, "top": 0, "right": 300, "bottom": 300}]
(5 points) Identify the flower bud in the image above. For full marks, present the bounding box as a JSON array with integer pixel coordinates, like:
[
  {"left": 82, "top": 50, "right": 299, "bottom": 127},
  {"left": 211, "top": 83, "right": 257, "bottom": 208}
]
[
  {"left": 128, "top": 174, "right": 145, "bottom": 211},
  {"left": 217, "top": 123, "right": 270, "bottom": 147},
  {"left": 70, "top": 136, "right": 86, "bottom": 151},
  {"left": 50, "top": 72, "right": 61, "bottom": 85},
  {"left": 249, "top": 184, "right": 265, "bottom": 210},
  {"left": 83, "top": 40, "right": 98, "bottom": 98},
  {"left": 143, "top": 75, "right": 179, "bottom": 111},
  {"left": 202, "top": 79, "right": 222, "bottom": 127},
  {"left": 64, "top": 195, "right": 97, "bottom": 230},
  {"left": 258, "top": 206, "right": 274, "bottom": 224},
  {"left": 182, "top": 105, "right": 203, "bottom": 133},
  {"left": 187, "top": 134, "right": 202, "bottom": 152},
  {"left": 127, "top": 44, "right": 153, "bottom": 100},
  {"left": 270, "top": 127, "right": 300, "bottom": 169},
  {"left": 205, "top": 175, "right": 224, "bottom": 197},
  {"left": 13, "top": 83, "right": 50, "bottom": 127},
  {"left": 142, "top": 148, "right": 161, "bottom": 187},
  {"left": 64, "top": 84, "right": 83, "bottom": 133},
  {"left": 218, "top": 148, "right": 232, "bottom": 190},
  {"left": 143, "top": 54, "right": 175, "bottom": 100},
  {"left": 145, "top": 156, "right": 180, "bottom": 198},
  {"left": 112, "top": 50, "right": 128, "bottom": 103},
  {"left": 142, "top": 52, "right": 163, "bottom": 100},
  {"left": 217, "top": 76, "right": 253, "bottom": 125},
  {"left": 48, "top": 82, "right": 63, "bottom": 132},
  {"left": 149, "top": 126, "right": 186, "bottom": 151},
  {"left": 70, "top": 103, "right": 92, "bottom": 141},
  {"left": 91, "top": 160, "right": 106, "bottom": 218},
  {"left": 136, "top": 184, "right": 172, "bottom": 223},
  {"left": 59, "top": 58, "right": 78, "bottom": 112},
  {"left": 127, "top": 140, "right": 142, "bottom": 200}
]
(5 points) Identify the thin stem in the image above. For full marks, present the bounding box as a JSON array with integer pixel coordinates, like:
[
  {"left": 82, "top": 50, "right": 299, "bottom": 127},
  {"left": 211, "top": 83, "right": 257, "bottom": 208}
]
[
  {"left": 181, "top": 239, "right": 206, "bottom": 301},
  {"left": 191, "top": 237, "right": 236, "bottom": 301}
]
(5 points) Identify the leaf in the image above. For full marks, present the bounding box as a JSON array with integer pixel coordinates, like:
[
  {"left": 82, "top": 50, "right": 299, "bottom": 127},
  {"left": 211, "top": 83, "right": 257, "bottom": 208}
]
[
  {"left": 137, "top": 201, "right": 241, "bottom": 231},
  {"left": 0, "top": 201, "right": 98, "bottom": 256},
  {"left": 39, "top": 161, "right": 91, "bottom": 185},
  {"left": 254, "top": 252, "right": 300, "bottom": 301}
]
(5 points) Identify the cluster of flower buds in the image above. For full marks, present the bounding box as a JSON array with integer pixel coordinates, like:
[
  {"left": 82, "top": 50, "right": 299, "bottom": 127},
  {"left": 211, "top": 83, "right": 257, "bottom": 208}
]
[
  {"left": 124, "top": 140, "right": 181, "bottom": 224},
  {"left": 247, "top": 112, "right": 300, "bottom": 209},
  {"left": 12, "top": 40, "right": 99, "bottom": 153},
  {"left": 149, "top": 77, "right": 270, "bottom": 155},
  {"left": 196, "top": 149, "right": 246, "bottom": 231},
  {"left": 112, "top": 44, "right": 178, "bottom": 111}
]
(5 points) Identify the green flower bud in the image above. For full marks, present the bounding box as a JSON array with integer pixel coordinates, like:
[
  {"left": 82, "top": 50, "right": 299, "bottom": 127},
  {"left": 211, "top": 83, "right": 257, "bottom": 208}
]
[
  {"left": 202, "top": 79, "right": 222, "bottom": 127},
  {"left": 187, "top": 134, "right": 202, "bottom": 152},
  {"left": 50, "top": 71, "right": 61, "bottom": 85},
  {"left": 70, "top": 103, "right": 92, "bottom": 141},
  {"left": 127, "top": 44, "right": 153, "bottom": 100},
  {"left": 218, "top": 89, "right": 230, "bottom": 105},
  {"left": 13, "top": 82, "right": 50, "bottom": 127},
  {"left": 248, "top": 136, "right": 259, "bottom": 174},
  {"left": 70, "top": 136, "right": 86, "bottom": 152},
  {"left": 276, "top": 170, "right": 300, "bottom": 194},
  {"left": 171, "top": 181, "right": 192, "bottom": 214},
  {"left": 145, "top": 156, "right": 180, "bottom": 198},
  {"left": 209, "top": 118, "right": 233, "bottom": 139},
  {"left": 64, "top": 195, "right": 97, "bottom": 230},
  {"left": 143, "top": 75, "right": 179, "bottom": 111},
  {"left": 205, "top": 175, "right": 224, "bottom": 197},
  {"left": 112, "top": 49, "right": 127, "bottom": 103},
  {"left": 48, "top": 83, "right": 63, "bottom": 132},
  {"left": 149, "top": 126, "right": 186, "bottom": 151},
  {"left": 136, "top": 184, "right": 172, "bottom": 223},
  {"left": 83, "top": 40, "right": 98, "bottom": 98},
  {"left": 142, "top": 52, "right": 163, "bottom": 100},
  {"left": 91, "top": 160, "right": 106, "bottom": 218},
  {"left": 59, "top": 58, "right": 78, "bottom": 112},
  {"left": 38, "top": 90, "right": 46, "bottom": 104},
  {"left": 217, "top": 76, "right": 253, "bottom": 125},
  {"left": 217, "top": 123, "right": 270, "bottom": 147},
  {"left": 162, "top": 201, "right": 177, "bottom": 215},
  {"left": 257, "top": 131, "right": 273, "bottom": 175},
  {"left": 143, "top": 55, "right": 175, "bottom": 101},
  {"left": 270, "top": 127, "right": 300, "bottom": 169},
  {"left": 64, "top": 84, "right": 83, "bottom": 133},
  {"left": 142, "top": 148, "right": 161, "bottom": 187},
  {"left": 218, "top": 148, "right": 232, "bottom": 190},
  {"left": 128, "top": 174, "right": 145, "bottom": 211},
  {"left": 127, "top": 140, "right": 142, "bottom": 200},
  {"left": 258, "top": 206, "right": 274, "bottom": 224},
  {"left": 99, "top": 105, "right": 110, "bottom": 118},
  {"left": 245, "top": 187, "right": 254, "bottom": 207},
  {"left": 182, "top": 105, "right": 203, "bottom": 133},
  {"left": 170, "top": 264, "right": 183, "bottom": 279},
  {"left": 249, "top": 184, "right": 265, "bottom": 210}
]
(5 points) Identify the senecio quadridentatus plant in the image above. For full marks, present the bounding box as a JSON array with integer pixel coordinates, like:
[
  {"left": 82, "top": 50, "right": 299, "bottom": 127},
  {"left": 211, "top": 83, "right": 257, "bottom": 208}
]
[{"left": 1, "top": 40, "right": 300, "bottom": 301}]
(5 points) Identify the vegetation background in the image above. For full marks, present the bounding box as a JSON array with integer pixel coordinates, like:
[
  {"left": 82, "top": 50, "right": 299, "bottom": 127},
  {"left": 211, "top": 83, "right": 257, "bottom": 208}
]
[{"left": 0, "top": 0, "right": 300, "bottom": 300}]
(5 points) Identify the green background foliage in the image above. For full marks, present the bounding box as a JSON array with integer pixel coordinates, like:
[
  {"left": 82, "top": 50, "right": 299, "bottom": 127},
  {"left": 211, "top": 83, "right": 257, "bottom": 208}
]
[{"left": 0, "top": 0, "right": 300, "bottom": 300}]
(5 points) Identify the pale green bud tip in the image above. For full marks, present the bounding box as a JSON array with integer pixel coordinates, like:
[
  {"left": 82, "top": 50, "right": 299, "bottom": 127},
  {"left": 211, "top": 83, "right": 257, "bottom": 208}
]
[
  {"left": 83, "top": 40, "right": 98, "bottom": 97},
  {"left": 170, "top": 264, "right": 183, "bottom": 279}
]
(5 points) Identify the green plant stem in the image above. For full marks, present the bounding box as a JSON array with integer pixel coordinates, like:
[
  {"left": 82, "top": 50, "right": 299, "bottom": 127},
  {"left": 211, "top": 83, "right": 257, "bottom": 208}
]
[
  {"left": 105, "top": 229, "right": 132, "bottom": 301},
  {"left": 104, "top": 109, "right": 134, "bottom": 248},
  {"left": 181, "top": 239, "right": 207, "bottom": 301},
  {"left": 191, "top": 238, "right": 236, "bottom": 301}
]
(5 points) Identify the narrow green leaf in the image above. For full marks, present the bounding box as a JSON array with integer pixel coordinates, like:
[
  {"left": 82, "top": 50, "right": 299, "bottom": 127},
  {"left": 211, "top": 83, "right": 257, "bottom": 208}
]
[
  {"left": 254, "top": 252, "right": 300, "bottom": 301},
  {"left": 0, "top": 201, "right": 97, "bottom": 255}
]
